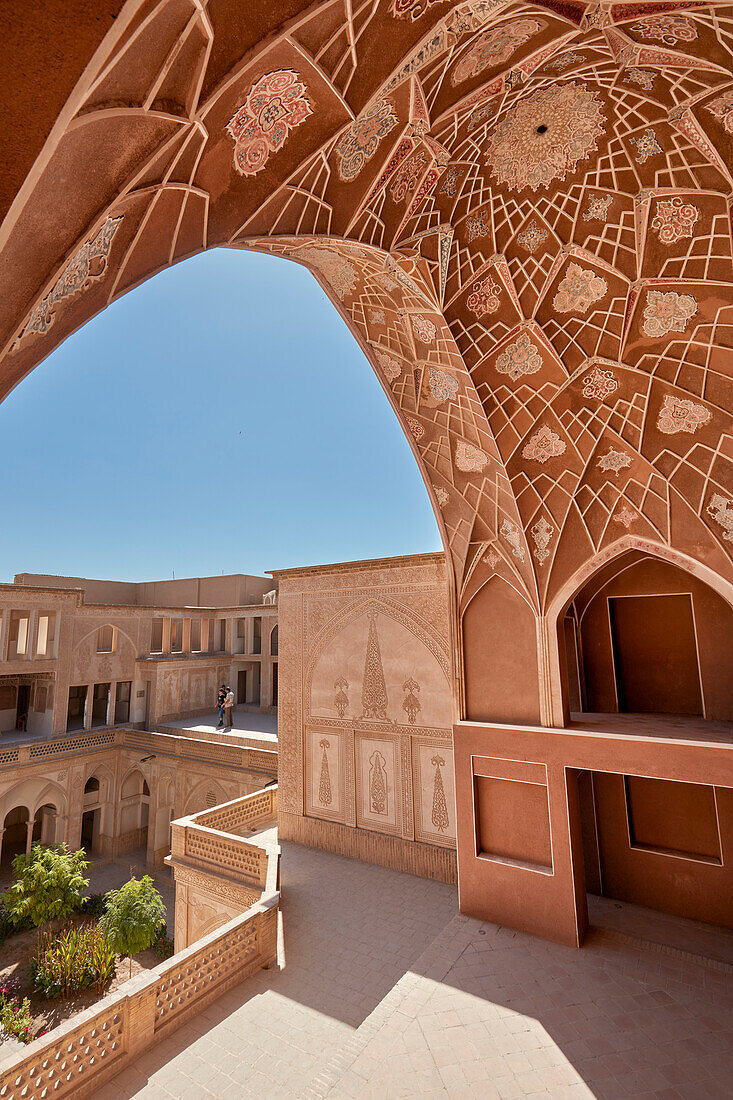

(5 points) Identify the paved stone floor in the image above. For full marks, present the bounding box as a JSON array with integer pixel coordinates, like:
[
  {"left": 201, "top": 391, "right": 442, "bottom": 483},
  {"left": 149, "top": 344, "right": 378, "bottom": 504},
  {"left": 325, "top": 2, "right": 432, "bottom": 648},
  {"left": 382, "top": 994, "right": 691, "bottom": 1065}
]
[
  {"left": 158, "top": 709, "right": 277, "bottom": 743},
  {"left": 99, "top": 843, "right": 733, "bottom": 1100}
]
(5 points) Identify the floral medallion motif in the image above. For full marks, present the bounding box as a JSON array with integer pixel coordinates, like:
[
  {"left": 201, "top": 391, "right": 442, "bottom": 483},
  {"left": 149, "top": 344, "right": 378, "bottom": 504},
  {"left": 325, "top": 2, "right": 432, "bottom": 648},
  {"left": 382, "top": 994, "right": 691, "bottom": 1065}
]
[
  {"left": 390, "top": 151, "right": 426, "bottom": 202},
  {"left": 483, "top": 549, "right": 500, "bottom": 569},
  {"left": 651, "top": 197, "right": 699, "bottom": 245},
  {"left": 553, "top": 263, "right": 607, "bottom": 314},
  {"left": 467, "top": 101, "right": 495, "bottom": 133},
  {"left": 657, "top": 393, "right": 711, "bottom": 435},
  {"left": 428, "top": 366, "right": 459, "bottom": 403},
  {"left": 546, "top": 52, "right": 586, "bottom": 72},
  {"left": 412, "top": 314, "right": 436, "bottom": 343},
  {"left": 597, "top": 448, "right": 632, "bottom": 475},
  {"left": 227, "top": 70, "right": 312, "bottom": 177},
  {"left": 18, "top": 215, "right": 123, "bottom": 342},
  {"left": 522, "top": 425, "right": 566, "bottom": 463},
  {"left": 582, "top": 366, "right": 618, "bottom": 400},
  {"left": 517, "top": 220, "right": 548, "bottom": 252},
  {"left": 466, "top": 208, "right": 491, "bottom": 241},
  {"left": 455, "top": 440, "right": 488, "bottom": 472},
  {"left": 643, "top": 290, "right": 697, "bottom": 338},
  {"left": 583, "top": 195, "right": 612, "bottom": 222},
  {"left": 376, "top": 349, "right": 401, "bottom": 383},
  {"left": 370, "top": 309, "right": 385, "bottom": 325},
  {"left": 707, "top": 494, "right": 733, "bottom": 541},
  {"left": 631, "top": 129, "right": 662, "bottom": 164},
  {"left": 531, "top": 517, "right": 554, "bottom": 565},
  {"left": 296, "top": 247, "right": 356, "bottom": 300},
  {"left": 467, "top": 275, "right": 501, "bottom": 317},
  {"left": 407, "top": 417, "right": 425, "bottom": 441},
  {"left": 496, "top": 333, "right": 542, "bottom": 381},
  {"left": 484, "top": 82, "right": 605, "bottom": 193},
  {"left": 434, "top": 486, "right": 449, "bottom": 507},
  {"left": 624, "top": 68, "right": 655, "bottom": 90},
  {"left": 614, "top": 507, "right": 639, "bottom": 528},
  {"left": 335, "top": 98, "right": 399, "bottom": 182},
  {"left": 439, "top": 167, "right": 463, "bottom": 196},
  {"left": 632, "top": 15, "right": 698, "bottom": 45},
  {"left": 391, "top": 0, "right": 445, "bottom": 21},
  {"left": 706, "top": 92, "right": 733, "bottom": 134},
  {"left": 500, "top": 519, "right": 525, "bottom": 560},
  {"left": 451, "top": 19, "right": 543, "bottom": 86}
]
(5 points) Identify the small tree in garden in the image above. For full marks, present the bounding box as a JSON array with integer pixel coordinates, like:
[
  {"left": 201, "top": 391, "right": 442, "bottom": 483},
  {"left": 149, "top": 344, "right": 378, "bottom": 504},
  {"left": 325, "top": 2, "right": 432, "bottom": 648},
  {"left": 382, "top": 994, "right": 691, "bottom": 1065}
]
[
  {"left": 99, "top": 876, "right": 166, "bottom": 978},
  {"left": 5, "top": 843, "right": 89, "bottom": 932}
]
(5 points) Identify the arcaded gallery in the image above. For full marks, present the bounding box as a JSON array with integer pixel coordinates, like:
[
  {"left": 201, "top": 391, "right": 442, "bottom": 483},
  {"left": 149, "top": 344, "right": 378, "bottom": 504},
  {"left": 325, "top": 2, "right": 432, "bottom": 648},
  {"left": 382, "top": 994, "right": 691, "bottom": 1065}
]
[{"left": 1, "top": 0, "right": 733, "bottom": 1096}]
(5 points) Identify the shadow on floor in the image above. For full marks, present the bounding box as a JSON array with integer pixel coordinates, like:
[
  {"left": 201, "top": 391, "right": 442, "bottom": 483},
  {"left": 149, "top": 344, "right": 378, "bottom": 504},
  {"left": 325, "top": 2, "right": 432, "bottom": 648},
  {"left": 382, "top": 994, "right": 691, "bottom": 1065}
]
[{"left": 98, "top": 841, "right": 733, "bottom": 1100}]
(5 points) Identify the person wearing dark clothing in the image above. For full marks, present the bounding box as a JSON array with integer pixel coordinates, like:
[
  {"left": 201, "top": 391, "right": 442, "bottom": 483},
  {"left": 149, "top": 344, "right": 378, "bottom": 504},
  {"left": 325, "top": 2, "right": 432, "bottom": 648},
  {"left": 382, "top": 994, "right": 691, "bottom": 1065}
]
[{"left": 216, "top": 684, "right": 227, "bottom": 728}]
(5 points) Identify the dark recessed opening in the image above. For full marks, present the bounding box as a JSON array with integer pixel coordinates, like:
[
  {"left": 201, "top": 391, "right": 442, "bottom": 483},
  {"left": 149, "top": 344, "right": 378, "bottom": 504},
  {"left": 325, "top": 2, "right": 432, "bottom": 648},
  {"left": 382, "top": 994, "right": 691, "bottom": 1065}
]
[{"left": 536, "top": 124, "right": 548, "bottom": 134}]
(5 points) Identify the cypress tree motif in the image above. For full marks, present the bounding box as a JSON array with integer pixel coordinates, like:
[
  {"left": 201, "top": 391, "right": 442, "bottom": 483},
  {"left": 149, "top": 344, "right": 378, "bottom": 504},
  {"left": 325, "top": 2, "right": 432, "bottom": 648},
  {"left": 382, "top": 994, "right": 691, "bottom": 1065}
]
[
  {"left": 402, "top": 677, "right": 421, "bottom": 724},
  {"left": 361, "top": 608, "right": 388, "bottom": 719},
  {"left": 431, "top": 754, "right": 449, "bottom": 833},
  {"left": 369, "top": 750, "right": 387, "bottom": 815},
  {"left": 318, "top": 738, "right": 332, "bottom": 806},
  {"left": 333, "top": 676, "right": 349, "bottom": 718}
]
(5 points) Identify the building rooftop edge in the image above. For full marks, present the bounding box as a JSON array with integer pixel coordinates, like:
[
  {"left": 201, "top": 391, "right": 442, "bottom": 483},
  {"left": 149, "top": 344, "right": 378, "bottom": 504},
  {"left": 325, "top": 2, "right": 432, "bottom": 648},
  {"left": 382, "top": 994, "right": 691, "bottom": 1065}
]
[{"left": 268, "top": 551, "right": 445, "bottom": 579}]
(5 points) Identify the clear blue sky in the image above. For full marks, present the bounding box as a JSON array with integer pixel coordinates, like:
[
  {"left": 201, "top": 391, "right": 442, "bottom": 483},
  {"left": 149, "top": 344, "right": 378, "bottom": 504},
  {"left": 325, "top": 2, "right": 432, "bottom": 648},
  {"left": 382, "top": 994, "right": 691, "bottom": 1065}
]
[{"left": 1, "top": 248, "right": 440, "bottom": 583}]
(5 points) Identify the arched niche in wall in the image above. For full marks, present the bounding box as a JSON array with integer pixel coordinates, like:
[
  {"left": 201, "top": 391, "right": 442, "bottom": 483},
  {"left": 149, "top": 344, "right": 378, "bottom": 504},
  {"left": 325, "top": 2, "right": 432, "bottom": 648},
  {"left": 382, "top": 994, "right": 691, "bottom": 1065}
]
[
  {"left": 462, "top": 576, "right": 540, "bottom": 725},
  {"left": 559, "top": 550, "right": 733, "bottom": 723},
  {"left": 306, "top": 598, "right": 451, "bottom": 729}
]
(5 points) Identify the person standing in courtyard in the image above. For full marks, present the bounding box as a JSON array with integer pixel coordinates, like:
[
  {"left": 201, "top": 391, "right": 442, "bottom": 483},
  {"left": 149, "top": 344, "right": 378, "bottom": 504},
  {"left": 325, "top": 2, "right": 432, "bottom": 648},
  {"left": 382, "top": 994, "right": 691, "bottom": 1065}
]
[
  {"left": 216, "top": 684, "right": 226, "bottom": 728},
  {"left": 224, "top": 685, "right": 235, "bottom": 728}
]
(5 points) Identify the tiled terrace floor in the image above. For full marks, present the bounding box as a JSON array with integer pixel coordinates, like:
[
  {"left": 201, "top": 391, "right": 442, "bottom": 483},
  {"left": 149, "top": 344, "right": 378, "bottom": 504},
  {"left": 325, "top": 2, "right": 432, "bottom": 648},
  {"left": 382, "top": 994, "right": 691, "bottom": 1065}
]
[{"left": 100, "top": 843, "right": 733, "bottom": 1100}]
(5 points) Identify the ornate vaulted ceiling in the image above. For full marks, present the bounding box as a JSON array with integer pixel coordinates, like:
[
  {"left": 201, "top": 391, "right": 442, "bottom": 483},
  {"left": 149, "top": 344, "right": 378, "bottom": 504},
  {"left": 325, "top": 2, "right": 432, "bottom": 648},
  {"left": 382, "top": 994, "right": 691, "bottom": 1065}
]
[{"left": 2, "top": 0, "right": 733, "bottom": 629}]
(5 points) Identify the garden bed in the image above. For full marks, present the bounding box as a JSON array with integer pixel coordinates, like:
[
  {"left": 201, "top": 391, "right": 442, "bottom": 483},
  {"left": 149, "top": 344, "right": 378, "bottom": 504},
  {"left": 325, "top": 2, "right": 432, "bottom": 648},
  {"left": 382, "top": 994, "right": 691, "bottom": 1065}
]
[{"left": 0, "top": 914, "right": 164, "bottom": 1048}]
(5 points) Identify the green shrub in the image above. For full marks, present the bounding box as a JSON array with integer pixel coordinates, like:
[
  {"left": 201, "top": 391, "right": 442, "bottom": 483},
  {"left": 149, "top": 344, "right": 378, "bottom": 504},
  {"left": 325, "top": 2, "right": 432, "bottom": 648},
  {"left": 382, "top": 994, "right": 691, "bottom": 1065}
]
[
  {"left": 78, "top": 893, "right": 106, "bottom": 918},
  {"left": 0, "top": 987, "right": 33, "bottom": 1043},
  {"left": 99, "top": 876, "right": 165, "bottom": 979},
  {"left": 5, "top": 844, "right": 89, "bottom": 931},
  {"left": 0, "top": 896, "right": 32, "bottom": 946},
  {"left": 152, "top": 923, "right": 175, "bottom": 960},
  {"left": 30, "top": 923, "right": 116, "bottom": 1000}
]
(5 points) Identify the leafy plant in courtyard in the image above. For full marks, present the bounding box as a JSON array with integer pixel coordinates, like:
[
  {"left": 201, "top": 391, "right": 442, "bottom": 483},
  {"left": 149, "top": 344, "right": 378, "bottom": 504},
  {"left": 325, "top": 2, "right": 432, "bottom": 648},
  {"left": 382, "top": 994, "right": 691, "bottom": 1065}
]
[
  {"left": 152, "top": 922, "right": 175, "bottom": 960},
  {"left": 0, "top": 986, "right": 34, "bottom": 1043},
  {"left": 4, "top": 844, "right": 89, "bottom": 932},
  {"left": 78, "top": 893, "right": 106, "bottom": 918},
  {"left": 30, "top": 923, "right": 116, "bottom": 999},
  {"left": 99, "top": 876, "right": 166, "bottom": 978},
  {"left": 0, "top": 896, "right": 32, "bottom": 945}
]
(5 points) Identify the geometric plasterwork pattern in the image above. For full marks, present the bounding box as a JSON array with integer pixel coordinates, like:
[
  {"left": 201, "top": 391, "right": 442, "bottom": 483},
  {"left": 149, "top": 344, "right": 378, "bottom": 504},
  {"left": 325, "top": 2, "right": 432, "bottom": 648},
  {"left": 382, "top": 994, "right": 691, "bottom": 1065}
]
[{"left": 4, "top": 0, "right": 733, "bottom": 651}]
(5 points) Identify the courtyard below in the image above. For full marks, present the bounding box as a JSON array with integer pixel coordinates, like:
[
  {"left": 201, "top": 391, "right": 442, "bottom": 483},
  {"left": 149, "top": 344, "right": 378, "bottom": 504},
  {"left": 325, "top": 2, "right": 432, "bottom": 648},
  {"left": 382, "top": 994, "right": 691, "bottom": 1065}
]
[{"left": 97, "top": 841, "right": 732, "bottom": 1100}]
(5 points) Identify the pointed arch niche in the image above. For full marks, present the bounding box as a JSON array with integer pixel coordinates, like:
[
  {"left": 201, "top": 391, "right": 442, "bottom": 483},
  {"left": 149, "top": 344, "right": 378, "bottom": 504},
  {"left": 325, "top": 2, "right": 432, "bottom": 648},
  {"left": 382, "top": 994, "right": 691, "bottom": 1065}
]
[{"left": 557, "top": 548, "right": 733, "bottom": 725}]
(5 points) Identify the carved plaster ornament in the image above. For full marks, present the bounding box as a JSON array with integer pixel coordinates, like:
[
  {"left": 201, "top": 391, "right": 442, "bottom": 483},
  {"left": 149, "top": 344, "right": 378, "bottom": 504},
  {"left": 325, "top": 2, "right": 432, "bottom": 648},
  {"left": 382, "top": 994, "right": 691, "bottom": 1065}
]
[
  {"left": 402, "top": 677, "right": 421, "bottom": 724},
  {"left": 431, "top": 755, "right": 449, "bottom": 832},
  {"left": 500, "top": 519, "right": 525, "bottom": 560}
]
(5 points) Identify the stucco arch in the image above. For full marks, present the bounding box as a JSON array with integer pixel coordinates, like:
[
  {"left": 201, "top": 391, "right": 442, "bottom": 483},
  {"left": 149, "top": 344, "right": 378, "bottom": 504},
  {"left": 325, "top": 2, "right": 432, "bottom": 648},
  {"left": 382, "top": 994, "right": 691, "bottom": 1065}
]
[
  {"left": 2, "top": 4, "right": 733, "bottom": 733},
  {"left": 184, "top": 778, "right": 228, "bottom": 817},
  {"left": 0, "top": 777, "right": 66, "bottom": 822}
]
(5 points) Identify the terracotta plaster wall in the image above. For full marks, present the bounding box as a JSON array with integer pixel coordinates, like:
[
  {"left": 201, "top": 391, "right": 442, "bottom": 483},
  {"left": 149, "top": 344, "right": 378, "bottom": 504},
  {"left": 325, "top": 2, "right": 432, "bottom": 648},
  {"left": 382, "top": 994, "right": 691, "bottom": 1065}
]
[
  {"left": 462, "top": 577, "right": 541, "bottom": 724},
  {"left": 576, "top": 559, "right": 733, "bottom": 721},
  {"left": 588, "top": 772, "right": 733, "bottom": 927},
  {"left": 453, "top": 721, "right": 733, "bottom": 946}
]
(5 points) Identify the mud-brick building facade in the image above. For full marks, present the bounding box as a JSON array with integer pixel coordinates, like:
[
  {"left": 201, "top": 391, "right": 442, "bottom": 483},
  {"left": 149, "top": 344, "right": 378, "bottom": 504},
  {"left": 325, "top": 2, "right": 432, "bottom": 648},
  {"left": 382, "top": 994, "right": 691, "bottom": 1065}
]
[{"left": 0, "top": 572, "right": 279, "bottom": 738}]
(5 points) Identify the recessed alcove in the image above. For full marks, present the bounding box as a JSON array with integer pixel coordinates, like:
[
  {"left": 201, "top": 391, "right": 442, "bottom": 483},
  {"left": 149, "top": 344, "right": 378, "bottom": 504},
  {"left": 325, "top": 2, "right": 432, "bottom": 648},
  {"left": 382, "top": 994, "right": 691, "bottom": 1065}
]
[{"left": 561, "top": 552, "right": 733, "bottom": 724}]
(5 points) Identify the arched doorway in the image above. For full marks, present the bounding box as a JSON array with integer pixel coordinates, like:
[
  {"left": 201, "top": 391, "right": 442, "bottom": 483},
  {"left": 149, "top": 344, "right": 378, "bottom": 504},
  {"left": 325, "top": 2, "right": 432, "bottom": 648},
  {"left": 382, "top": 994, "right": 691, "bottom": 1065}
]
[
  {"left": 31, "top": 803, "right": 58, "bottom": 847},
  {"left": 119, "top": 769, "right": 151, "bottom": 856},
  {"left": 1, "top": 806, "right": 29, "bottom": 870}
]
